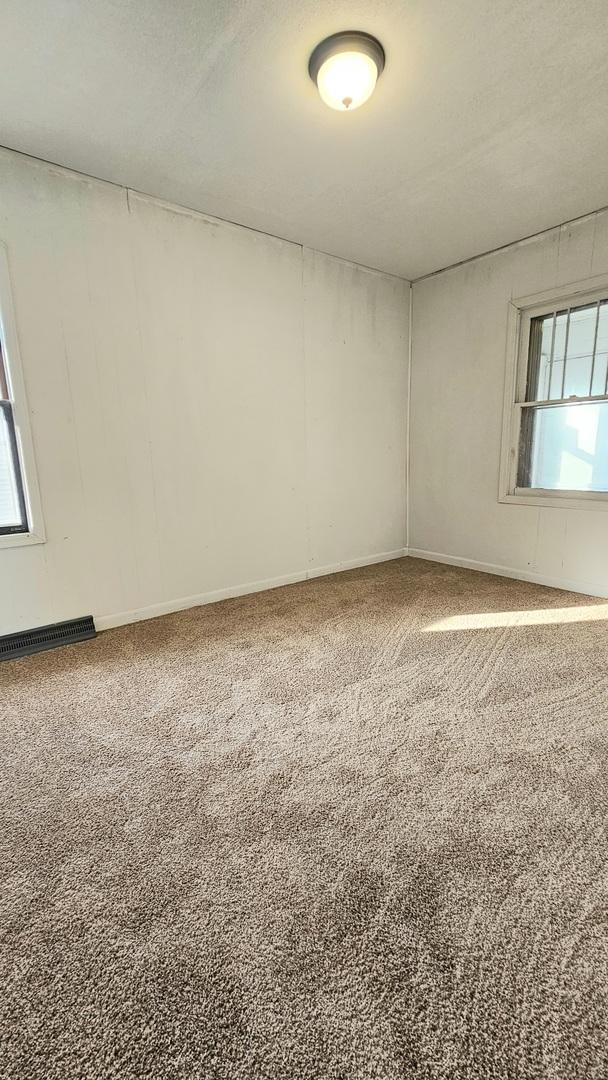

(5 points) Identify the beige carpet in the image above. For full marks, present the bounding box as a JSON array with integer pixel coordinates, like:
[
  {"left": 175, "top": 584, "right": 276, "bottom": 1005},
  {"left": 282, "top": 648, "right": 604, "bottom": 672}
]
[{"left": 1, "top": 557, "right": 607, "bottom": 1079}]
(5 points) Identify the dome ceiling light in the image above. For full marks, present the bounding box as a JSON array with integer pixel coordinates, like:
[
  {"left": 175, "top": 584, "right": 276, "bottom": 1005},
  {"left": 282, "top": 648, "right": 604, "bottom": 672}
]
[{"left": 308, "top": 31, "right": 385, "bottom": 112}]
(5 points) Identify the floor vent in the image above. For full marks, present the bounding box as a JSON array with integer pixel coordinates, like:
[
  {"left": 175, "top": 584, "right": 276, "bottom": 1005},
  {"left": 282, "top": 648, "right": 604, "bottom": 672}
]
[{"left": 0, "top": 616, "right": 97, "bottom": 661}]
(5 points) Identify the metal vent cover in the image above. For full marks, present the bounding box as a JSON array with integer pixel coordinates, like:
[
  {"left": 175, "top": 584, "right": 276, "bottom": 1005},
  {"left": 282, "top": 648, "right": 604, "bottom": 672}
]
[{"left": 0, "top": 616, "right": 96, "bottom": 661}]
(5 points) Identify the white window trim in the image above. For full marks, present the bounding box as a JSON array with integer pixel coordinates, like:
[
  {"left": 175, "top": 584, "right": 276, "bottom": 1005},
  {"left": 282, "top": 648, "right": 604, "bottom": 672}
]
[
  {"left": 0, "top": 243, "right": 46, "bottom": 548},
  {"left": 499, "top": 272, "right": 608, "bottom": 512}
]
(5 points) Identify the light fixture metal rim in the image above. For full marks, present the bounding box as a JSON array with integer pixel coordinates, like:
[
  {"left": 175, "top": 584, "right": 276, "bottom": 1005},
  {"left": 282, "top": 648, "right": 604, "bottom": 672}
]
[{"left": 308, "top": 31, "right": 385, "bottom": 85}]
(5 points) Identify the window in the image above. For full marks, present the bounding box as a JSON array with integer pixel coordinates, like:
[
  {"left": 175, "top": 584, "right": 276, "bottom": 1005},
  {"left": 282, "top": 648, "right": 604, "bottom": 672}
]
[
  {"left": 0, "top": 343, "right": 28, "bottom": 533},
  {"left": 0, "top": 243, "right": 44, "bottom": 547},
  {"left": 500, "top": 278, "right": 608, "bottom": 509}
]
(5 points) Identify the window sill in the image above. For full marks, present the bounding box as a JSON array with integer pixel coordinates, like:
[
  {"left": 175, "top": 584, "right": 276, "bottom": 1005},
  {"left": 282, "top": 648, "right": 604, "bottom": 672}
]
[
  {"left": 0, "top": 530, "right": 46, "bottom": 550},
  {"left": 499, "top": 489, "right": 608, "bottom": 512}
]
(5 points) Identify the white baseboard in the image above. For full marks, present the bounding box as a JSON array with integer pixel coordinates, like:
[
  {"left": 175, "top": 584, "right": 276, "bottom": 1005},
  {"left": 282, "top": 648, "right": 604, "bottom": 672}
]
[
  {"left": 95, "top": 544, "right": 607, "bottom": 631},
  {"left": 408, "top": 548, "right": 608, "bottom": 600},
  {"left": 306, "top": 548, "right": 408, "bottom": 580},
  {"left": 95, "top": 547, "right": 408, "bottom": 631}
]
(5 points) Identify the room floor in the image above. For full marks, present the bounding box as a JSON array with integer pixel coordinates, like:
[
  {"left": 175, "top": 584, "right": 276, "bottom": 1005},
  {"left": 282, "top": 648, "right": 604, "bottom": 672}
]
[{"left": 1, "top": 557, "right": 606, "bottom": 1079}]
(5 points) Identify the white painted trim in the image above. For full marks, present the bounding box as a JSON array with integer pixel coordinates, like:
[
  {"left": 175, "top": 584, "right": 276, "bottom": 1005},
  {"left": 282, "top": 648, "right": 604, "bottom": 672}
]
[
  {"left": 408, "top": 548, "right": 608, "bottom": 600},
  {"left": 0, "top": 530, "right": 46, "bottom": 550},
  {"left": 308, "top": 549, "right": 408, "bottom": 579},
  {"left": 511, "top": 273, "right": 608, "bottom": 314},
  {"left": 0, "top": 243, "right": 46, "bottom": 547},
  {"left": 498, "top": 300, "right": 522, "bottom": 508},
  {"left": 502, "top": 489, "right": 608, "bottom": 512},
  {"left": 95, "top": 548, "right": 409, "bottom": 631}
]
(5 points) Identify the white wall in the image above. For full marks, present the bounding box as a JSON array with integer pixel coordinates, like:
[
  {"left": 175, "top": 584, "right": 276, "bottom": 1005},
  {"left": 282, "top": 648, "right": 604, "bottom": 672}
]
[
  {"left": 409, "top": 208, "right": 608, "bottom": 598},
  {"left": 0, "top": 149, "right": 408, "bottom": 634}
]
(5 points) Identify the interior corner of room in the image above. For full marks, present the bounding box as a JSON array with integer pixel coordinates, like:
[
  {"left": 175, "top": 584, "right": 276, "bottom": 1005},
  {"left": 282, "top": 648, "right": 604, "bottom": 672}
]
[{"left": 2, "top": 145, "right": 608, "bottom": 635}]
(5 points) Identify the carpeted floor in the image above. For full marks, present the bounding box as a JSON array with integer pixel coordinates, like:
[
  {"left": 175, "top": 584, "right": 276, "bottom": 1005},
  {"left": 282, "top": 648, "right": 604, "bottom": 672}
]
[{"left": 1, "top": 557, "right": 607, "bottom": 1079}]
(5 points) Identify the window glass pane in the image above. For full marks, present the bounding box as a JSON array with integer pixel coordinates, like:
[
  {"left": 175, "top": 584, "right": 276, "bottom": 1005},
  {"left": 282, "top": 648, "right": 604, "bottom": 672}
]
[
  {"left": 591, "top": 302, "right": 608, "bottom": 396},
  {"left": 563, "top": 303, "right": 596, "bottom": 398},
  {"left": 0, "top": 406, "right": 25, "bottom": 528},
  {"left": 548, "top": 310, "right": 568, "bottom": 399},
  {"left": 521, "top": 401, "right": 608, "bottom": 491},
  {"left": 0, "top": 348, "right": 9, "bottom": 401}
]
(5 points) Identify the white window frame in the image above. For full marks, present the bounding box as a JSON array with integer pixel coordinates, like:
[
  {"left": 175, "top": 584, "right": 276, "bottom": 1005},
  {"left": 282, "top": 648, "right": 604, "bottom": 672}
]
[
  {"left": 0, "top": 244, "right": 45, "bottom": 548},
  {"left": 499, "top": 272, "right": 608, "bottom": 512}
]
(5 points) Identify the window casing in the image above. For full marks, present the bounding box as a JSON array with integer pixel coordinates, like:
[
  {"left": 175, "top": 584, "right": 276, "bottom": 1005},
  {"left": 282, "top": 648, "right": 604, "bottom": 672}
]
[
  {"left": 0, "top": 244, "right": 44, "bottom": 547},
  {"left": 500, "top": 277, "right": 608, "bottom": 511}
]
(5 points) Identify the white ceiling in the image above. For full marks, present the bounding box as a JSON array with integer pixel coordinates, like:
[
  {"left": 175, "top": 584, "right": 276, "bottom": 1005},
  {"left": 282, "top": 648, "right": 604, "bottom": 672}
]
[{"left": 1, "top": 0, "right": 607, "bottom": 279}]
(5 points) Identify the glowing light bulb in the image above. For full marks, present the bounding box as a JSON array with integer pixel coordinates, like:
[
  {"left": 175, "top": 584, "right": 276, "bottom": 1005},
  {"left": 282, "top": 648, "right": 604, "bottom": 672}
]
[
  {"left": 309, "top": 33, "right": 385, "bottom": 113},
  {"left": 317, "top": 51, "right": 378, "bottom": 111}
]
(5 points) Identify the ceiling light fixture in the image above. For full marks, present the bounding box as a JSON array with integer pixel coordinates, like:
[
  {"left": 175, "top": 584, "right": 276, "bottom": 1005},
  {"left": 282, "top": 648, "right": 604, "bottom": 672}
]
[{"left": 308, "top": 31, "right": 385, "bottom": 112}]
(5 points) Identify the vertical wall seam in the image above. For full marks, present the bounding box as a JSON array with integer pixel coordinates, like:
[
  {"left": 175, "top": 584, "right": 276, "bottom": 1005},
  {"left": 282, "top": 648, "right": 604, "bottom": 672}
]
[{"left": 406, "top": 281, "right": 413, "bottom": 551}]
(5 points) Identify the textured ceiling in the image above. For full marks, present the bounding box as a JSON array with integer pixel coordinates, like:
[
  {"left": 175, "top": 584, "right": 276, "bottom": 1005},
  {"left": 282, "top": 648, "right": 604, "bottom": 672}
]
[{"left": 1, "top": 0, "right": 607, "bottom": 279}]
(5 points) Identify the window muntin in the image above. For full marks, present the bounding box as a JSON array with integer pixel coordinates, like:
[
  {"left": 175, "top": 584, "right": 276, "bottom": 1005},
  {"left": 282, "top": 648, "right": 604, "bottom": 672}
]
[
  {"left": 515, "top": 295, "right": 608, "bottom": 497},
  {"left": 524, "top": 300, "right": 608, "bottom": 406},
  {"left": 0, "top": 341, "right": 28, "bottom": 534}
]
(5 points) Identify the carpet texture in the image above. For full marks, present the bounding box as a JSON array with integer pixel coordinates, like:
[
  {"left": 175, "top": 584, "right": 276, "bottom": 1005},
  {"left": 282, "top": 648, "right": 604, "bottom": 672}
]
[{"left": 1, "top": 557, "right": 607, "bottom": 1079}]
